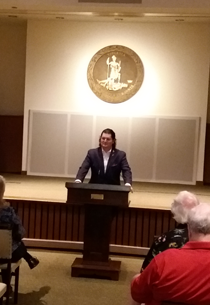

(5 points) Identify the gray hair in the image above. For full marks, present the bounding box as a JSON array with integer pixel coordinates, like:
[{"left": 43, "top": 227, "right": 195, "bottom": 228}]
[
  {"left": 0, "top": 175, "right": 6, "bottom": 202},
  {"left": 171, "top": 190, "right": 199, "bottom": 224},
  {"left": 188, "top": 203, "right": 210, "bottom": 235}
]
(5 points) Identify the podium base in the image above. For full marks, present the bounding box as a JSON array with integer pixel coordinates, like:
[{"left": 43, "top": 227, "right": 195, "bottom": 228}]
[{"left": 71, "top": 257, "right": 121, "bottom": 281}]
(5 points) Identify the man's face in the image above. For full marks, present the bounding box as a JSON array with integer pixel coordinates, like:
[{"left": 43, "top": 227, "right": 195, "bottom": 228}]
[{"left": 100, "top": 133, "right": 114, "bottom": 151}]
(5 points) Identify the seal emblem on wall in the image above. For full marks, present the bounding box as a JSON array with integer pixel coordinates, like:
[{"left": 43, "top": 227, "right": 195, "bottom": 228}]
[{"left": 87, "top": 45, "right": 144, "bottom": 103}]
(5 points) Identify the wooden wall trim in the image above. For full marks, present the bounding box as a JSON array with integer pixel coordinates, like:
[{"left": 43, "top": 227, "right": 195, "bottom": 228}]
[
  {"left": 23, "top": 238, "right": 149, "bottom": 256},
  {"left": 9, "top": 199, "right": 175, "bottom": 254}
]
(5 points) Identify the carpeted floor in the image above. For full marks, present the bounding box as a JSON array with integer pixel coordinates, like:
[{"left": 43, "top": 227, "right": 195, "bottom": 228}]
[
  {"left": 2, "top": 174, "right": 210, "bottom": 304},
  {"left": 8, "top": 249, "right": 143, "bottom": 305}
]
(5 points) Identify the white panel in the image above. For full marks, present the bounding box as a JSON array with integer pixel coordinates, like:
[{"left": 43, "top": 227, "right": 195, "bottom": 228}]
[
  {"left": 67, "top": 114, "right": 94, "bottom": 176},
  {"left": 156, "top": 117, "right": 199, "bottom": 184},
  {"left": 28, "top": 111, "right": 68, "bottom": 176},
  {"left": 130, "top": 117, "right": 156, "bottom": 181},
  {"left": 27, "top": 110, "right": 200, "bottom": 184}
]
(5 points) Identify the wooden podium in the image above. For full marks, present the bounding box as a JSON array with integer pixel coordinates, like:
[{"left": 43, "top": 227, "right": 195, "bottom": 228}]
[{"left": 65, "top": 182, "right": 130, "bottom": 280}]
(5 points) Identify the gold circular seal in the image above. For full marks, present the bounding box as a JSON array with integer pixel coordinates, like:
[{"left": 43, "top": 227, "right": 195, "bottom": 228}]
[{"left": 87, "top": 45, "right": 144, "bottom": 104}]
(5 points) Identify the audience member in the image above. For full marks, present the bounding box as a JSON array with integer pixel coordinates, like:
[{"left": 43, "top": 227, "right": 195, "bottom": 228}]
[
  {"left": 0, "top": 176, "right": 39, "bottom": 284},
  {"left": 131, "top": 202, "right": 210, "bottom": 305},
  {"left": 141, "top": 190, "right": 199, "bottom": 272}
]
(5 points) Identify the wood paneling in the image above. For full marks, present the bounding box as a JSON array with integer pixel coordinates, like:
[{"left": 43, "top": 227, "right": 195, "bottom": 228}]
[
  {"left": 9, "top": 199, "right": 175, "bottom": 251},
  {"left": 0, "top": 115, "right": 23, "bottom": 173}
]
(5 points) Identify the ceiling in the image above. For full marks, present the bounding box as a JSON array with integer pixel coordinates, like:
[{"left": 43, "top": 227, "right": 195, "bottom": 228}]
[{"left": 1, "top": 0, "right": 210, "bottom": 23}]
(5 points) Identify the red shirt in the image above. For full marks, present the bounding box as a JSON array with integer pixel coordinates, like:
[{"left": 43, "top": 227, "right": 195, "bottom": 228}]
[{"left": 131, "top": 241, "right": 210, "bottom": 305}]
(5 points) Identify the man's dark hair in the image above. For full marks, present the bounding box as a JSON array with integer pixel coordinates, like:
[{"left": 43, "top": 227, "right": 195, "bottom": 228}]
[{"left": 99, "top": 128, "right": 116, "bottom": 150}]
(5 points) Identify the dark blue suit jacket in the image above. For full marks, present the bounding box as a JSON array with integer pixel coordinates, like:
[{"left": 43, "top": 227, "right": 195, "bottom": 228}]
[{"left": 76, "top": 147, "right": 132, "bottom": 185}]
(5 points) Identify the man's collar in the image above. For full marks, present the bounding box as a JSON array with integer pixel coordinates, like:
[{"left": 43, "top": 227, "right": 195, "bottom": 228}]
[
  {"left": 183, "top": 241, "right": 210, "bottom": 250},
  {"left": 101, "top": 148, "right": 112, "bottom": 154}
]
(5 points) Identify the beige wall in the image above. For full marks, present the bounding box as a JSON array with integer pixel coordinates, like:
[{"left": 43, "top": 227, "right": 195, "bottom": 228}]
[
  {"left": 23, "top": 20, "right": 210, "bottom": 181},
  {"left": 207, "top": 72, "right": 210, "bottom": 124},
  {"left": 0, "top": 19, "right": 209, "bottom": 182},
  {"left": 0, "top": 21, "right": 26, "bottom": 115}
]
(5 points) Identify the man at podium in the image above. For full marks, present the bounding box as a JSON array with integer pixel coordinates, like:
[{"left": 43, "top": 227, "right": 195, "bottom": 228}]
[
  {"left": 75, "top": 128, "right": 132, "bottom": 188},
  {"left": 68, "top": 128, "right": 131, "bottom": 280}
]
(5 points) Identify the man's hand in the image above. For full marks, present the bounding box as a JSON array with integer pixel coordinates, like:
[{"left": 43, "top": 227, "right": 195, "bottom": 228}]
[
  {"left": 125, "top": 183, "right": 133, "bottom": 193},
  {"left": 74, "top": 179, "right": 82, "bottom": 183}
]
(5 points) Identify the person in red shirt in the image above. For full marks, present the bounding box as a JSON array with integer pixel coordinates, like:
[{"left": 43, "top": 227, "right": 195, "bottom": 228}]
[{"left": 131, "top": 202, "right": 210, "bottom": 305}]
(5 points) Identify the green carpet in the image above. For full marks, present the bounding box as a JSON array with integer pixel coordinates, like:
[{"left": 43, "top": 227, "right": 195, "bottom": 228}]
[{"left": 9, "top": 249, "right": 143, "bottom": 305}]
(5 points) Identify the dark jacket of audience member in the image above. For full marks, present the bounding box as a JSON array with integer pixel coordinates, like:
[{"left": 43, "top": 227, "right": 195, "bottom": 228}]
[{"left": 141, "top": 190, "right": 199, "bottom": 272}]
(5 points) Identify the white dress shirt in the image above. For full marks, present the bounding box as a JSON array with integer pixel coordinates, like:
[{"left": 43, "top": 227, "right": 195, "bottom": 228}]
[{"left": 101, "top": 148, "right": 111, "bottom": 172}]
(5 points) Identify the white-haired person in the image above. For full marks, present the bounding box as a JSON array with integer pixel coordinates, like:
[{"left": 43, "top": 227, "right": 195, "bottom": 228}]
[
  {"left": 140, "top": 190, "right": 199, "bottom": 272},
  {"left": 131, "top": 202, "right": 210, "bottom": 305},
  {"left": 0, "top": 176, "right": 39, "bottom": 285}
]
